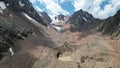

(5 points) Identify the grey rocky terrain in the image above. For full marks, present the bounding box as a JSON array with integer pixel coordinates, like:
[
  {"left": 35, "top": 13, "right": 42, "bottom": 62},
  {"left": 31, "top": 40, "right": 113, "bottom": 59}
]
[{"left": 0, "top": 0, "right": 120, "bottom": 68}]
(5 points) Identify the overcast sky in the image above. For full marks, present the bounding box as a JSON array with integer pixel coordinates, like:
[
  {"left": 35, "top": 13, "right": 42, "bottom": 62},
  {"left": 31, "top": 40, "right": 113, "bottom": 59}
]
[{"left": 29, "top": 0, "right": 120, "bottom": 19}]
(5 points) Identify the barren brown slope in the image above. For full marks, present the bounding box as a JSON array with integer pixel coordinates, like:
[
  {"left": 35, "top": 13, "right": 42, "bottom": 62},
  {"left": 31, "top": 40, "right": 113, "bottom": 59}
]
[
  {"left": 0, "top": 10, "right": 56, "bottom": 68},
  {"left": 27, "top": 22, "right": 120, "bottom": 68},
  {"left": 55, "top": 24, "right": 120, "bottom": 68},
  {"left": 0, "top": 11, "right": 120, "bottom": 68}
]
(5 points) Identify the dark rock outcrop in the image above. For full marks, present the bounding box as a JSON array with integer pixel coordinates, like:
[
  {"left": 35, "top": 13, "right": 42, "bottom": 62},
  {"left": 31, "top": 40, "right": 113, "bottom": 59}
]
[
  {"left": 55, "top": 14, "right": 65, "bottom": 21},
  {"left": 3, "top": 0, "right": 47, "bottom": 26},
  {"left": 0, "top": 19, "right": 32, "bottom": 58},
  {"left": 58, "top": 14, "right": 65, "bottom": 21},
  {"left": 98, "top": 10, "right": 120, "bottom": 40},
  {"left": 39, "top": 12, "right": 52, "bottom": 25},
  {"left": 67, "top": 9, "right": 101, "bottom": 31}
]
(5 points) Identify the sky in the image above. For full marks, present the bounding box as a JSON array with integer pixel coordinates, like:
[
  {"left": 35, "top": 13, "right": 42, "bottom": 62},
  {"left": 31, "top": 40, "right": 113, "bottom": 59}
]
[{"left": 29, "top": 0, "right": 120, "bottom": 19}]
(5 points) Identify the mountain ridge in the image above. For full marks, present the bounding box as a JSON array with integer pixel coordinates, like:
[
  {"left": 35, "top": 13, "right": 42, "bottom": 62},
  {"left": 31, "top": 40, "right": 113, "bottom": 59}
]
[
  {"left": 2, "top": 0, "right": 47, "bottom": 26},
  {"left": 98, "top": 10, "right": 120, "bottom": 40},
  {"left": 67, "top": 9, "right": 120, "bottom": 40},
  {"left": 67, "top": 9, "right": 101, "bottom": 31}
]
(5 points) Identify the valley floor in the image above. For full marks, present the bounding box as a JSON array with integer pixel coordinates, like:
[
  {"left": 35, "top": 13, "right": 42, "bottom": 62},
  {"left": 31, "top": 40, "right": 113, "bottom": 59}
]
[{"left": 0, "top": 21, "right": 120, "bottom": 68}]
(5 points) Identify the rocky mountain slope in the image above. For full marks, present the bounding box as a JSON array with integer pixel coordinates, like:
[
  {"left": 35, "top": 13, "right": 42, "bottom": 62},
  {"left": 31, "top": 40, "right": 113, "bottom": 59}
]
[
  {"left": 67, "top": 9, "right": 101, "bottom": 31},
  {"left": 3, "top": 0, "right": 47, "bottom": 26},
  {"left": 0, "top": 0, "right": 85, "bottom": 67},
  {"left": 0, "top": 0, "right": 55, "bottom": 62},
  {"left": 67, "top": 9, "right": 120, "bottom": 41},
  {"left": 0, "top": 0, "right": 120, "bottom": 68},
  {"left": 54, "top": 14, "right": 69, "bottom": 23},
  {"left": 0, "top": 7, "right": 80, "bottom": 68},
  {"left": 0, "top": 0, "right": 53, "bottom": 57},
  {"left": 39, "top": 12, "right": 52, "bottom": 24},
  {"left": 98, "top": 10, "right": 120, "bottom": 40}
]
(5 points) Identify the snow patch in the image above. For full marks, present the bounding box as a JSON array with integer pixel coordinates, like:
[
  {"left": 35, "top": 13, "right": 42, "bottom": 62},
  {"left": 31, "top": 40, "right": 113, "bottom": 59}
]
[
  {"left": 50, "top": 15, "right": 60, "bottom": 24},
  {"left": 39, "top": 13, "right": 42, "bottom": 16},
  {"left": 22, "top": 12, "right": 38, "bottom": 23},
  {"left": 52, "top": 25, "right": 63, "bottom": 32},
  {"left": 0, "top": 2, "right": 7, "bottom": 9},
  {"left": 0, "top": 1, "right": 7, "bottom": 13},
  {"left": 19, "top": 1, "right": 24, "bottom": 7},
  {"left": 9, "top": 47, "right": 14, "bottom": 56},
  {"left": 9, "top": 14, "right": 13, "bottom": 17},
  {"left": 83, "top": 17, "right": 87, "bottom": 22},
  {"left": 6, "top": 4, "right": 10, "bottom": 6},
  {"left": 0, "top": 9, "right": 3, "bottom": 13}
]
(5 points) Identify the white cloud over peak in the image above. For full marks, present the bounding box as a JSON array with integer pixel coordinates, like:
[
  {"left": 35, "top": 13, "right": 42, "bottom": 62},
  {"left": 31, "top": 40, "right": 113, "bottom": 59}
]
[
  {"left": 72, "top": 0, "right": 92, "bottom": 11},
  {"left": 30, "top": 0, "right": 120, "bottom": 19},
  {"left": 30, "top": 0, "right": 69, "bottom": 17},
  {"left": 72, "top": 0, "right": 120, "bottom": 19}
]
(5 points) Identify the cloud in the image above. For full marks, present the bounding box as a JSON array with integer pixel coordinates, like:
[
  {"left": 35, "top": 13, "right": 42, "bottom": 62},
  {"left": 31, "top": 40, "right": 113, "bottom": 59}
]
[
  {"left": 72, "top": 0, "right": 120, "bottom": 19},
  {"left": 54, "top": 0, "right": 72, "bottom": 3},
  {"left": 35, "top": 5, "right": 43, "bottom": 12},
  {"left": 29, "top": 0, "right": 37, "bottom": 3},
  {"left": 30, "top": 0, "right": 69, "bottom": 17},
  {"left": 30, "top": 0, "right": 120, "bottom": 19}
]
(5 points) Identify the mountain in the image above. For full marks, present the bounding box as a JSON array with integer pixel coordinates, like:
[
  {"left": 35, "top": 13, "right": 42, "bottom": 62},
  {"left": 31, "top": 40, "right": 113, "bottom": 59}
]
[
  {"left": 0, "top": 1, "right": 79, "bottom": 67},
  {"left": 39, "top": 12, "right": 52, "bottom": 24},
  {"left": 0, "top": 0, "right": 55, "bottom": 62},
  {"left": 58, "top": 14, "right": 65, "bottom": 21},
  {"left": 68, "top": 9, "right": 120, "bottom": 40},
  {"left": 54, "top": 14, "right": 69, "bottom": 22},
  {"left": 67, "top": 9, "right": 101, "bottom": 31},
  {"left": 54, "top": 14, "right": 65, "bottom": 21},
  {"left": 0, "top": 0, "right": 120, "bottom": 67},
  {"left": 98, "top": 10, "right": 120, "bottom": 40},
  {"left": 3, "top": 0, "right": 47, "bottom": 26}
]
